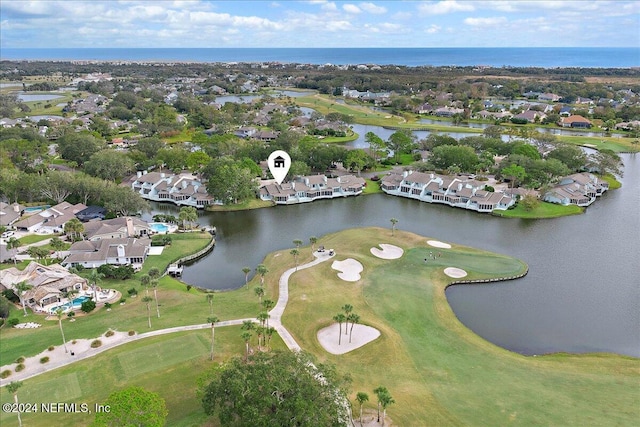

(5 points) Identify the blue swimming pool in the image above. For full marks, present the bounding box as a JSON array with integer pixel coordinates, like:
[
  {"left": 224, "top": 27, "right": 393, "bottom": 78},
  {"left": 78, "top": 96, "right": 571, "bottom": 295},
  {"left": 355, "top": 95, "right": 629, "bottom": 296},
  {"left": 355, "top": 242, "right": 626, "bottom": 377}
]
[
  {"left": 24, "top": 205, "right": 50, "bottom": 213},
  {"left": 49, "top": 296, "right": 90, "bottom": 313},
  {"left": 149, "top": 222, "right": 170, "bottom": 233}
]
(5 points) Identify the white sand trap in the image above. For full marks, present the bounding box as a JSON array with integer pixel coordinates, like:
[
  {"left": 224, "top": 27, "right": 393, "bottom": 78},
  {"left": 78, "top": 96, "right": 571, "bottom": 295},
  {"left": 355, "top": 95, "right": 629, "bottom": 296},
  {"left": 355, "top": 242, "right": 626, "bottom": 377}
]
[
  {"left": 427, "top": 240, "right": 452, "bottom": 249},
  {"left": 444, "top": 267, "right": 468, "bottom": 278},
  {"left": 370, "top": 244, "right": 404, "bottom": 260},
  {"left": 331, "top": 258, "right": 363, "bottom": 282},
  {"left": 317, "top": 323, "right": 381, "bottom": 355}
]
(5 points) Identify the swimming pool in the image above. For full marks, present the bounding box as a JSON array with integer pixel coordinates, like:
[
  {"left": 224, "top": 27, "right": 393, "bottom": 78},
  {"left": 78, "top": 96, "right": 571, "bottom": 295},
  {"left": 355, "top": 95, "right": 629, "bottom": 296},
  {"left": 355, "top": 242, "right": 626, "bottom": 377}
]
[
  {"left": 49, "top": 296, "right": 90, "bottom": 313},
  {"left": 24, "top": 205, "right": 50, "bottom": 213},
  {"left": 149, "top": 222, "right": 170, "bottom": 233}
]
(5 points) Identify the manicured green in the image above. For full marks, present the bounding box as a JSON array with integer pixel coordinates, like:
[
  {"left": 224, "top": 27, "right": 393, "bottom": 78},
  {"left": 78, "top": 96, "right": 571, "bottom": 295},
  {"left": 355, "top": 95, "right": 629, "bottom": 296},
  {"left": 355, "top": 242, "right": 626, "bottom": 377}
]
[
  {"left": 362, "top": 178, "right": 382, "bottom": 195},
  {"left": 600, "top": 173, "right": 622, "bottom": 190},
  {"left": 17, "top": 234, "right": 56, "bottom": 245},
  {"left": 205, "top": 198, "right": 274, "bottom": 211},
  {"left": 493, "top": 201, "right": 584, "bottom": 219}
]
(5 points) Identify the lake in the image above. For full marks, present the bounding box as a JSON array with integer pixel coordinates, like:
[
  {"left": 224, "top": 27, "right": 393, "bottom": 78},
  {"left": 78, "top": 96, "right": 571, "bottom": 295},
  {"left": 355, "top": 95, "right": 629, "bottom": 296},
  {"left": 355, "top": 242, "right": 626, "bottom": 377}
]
[{"left": 144, "top": 153, "right": 639, "bottom": 357}]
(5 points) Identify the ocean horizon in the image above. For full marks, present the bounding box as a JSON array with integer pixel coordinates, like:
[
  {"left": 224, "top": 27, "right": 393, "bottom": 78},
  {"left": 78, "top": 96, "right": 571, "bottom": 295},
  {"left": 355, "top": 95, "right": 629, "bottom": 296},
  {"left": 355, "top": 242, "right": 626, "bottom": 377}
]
[{"left": 1, "top": 47, "right": 639, "bottom": 68}]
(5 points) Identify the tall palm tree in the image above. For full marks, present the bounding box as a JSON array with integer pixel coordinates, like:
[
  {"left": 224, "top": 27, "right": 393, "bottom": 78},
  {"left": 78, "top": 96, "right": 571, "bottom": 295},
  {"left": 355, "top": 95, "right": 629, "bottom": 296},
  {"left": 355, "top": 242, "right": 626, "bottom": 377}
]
[
  {"left": 241, "top": 331, "right": 252, "bottom": 360},
  {"left": 254, "top": 286, "right": 264, "bottom": 305},
  {"left": 242, "top": 266, "right": 251, "bottom": 287},
  {"left": 207, "top": 316, "right": 219, "bottom": 361},
  {"left": 373, "top": 386, "right": 389, "bottom": 423},
  {"left": 64, "top": 218, "right": 84, "bottom": 241},
  {"left": 148, "top": 267, "right": 160, "bottom": 281},
  {"left": 49, "top": 236, "right": 65, "bottom": 259},
  {"left": 255, "top": 264, "right": 268, "bottom": 285},
  {"left": 261, "top": 299, "right": 275, "bottom": 327},
  {"left": 257, "top": 311, "right": 269, "bottom": 329},
  {"left": 6, "top": 381, "right": 24, "bottom": 427},
  {"left": 348, "top": 313, "right": 360, "bottom": 343},
  {"left": 55, "top": 308, "right": 68, "bottom": 353},
  {"left": 290, "top": 248, "right": 299, "bottom": 270},
  {"left": 356, "top": 392, "right": 369, "bottom": 426},
  {"left": 265, "top": 326, "right": 275, "bottom": 350},
  {"left": 342, "top": 304, "right": 353, "bottom": 333},
  {"left": 206, "top": 292, "right": 215, "bottom": 315},
  {"left": 140, "top": 274, "right": 150, "bottom": 296},
  {"left": 6, "top": 237, "right": 21, "bottom": 265},
  {"left": 380, "top": 390, "right": 395, "bottom": 426},
  {"left": 333, "top": 313, "right": 346, "bottom": 345},
  {"left": 390, "top": 218, "right": 398, "bottom": 236},
  {"left": 142, "top": 296, "right": 153, "bottom": 328},
  {"left": 309, "top": 236, "right": 318, "bottom": 252},
  {"left": 151, "top": 279, "right": 160, "bottom": 318},
  {"left": 88, "top": 269, "right": 104, "bottom": 304},
  {"left": 14, "top": 281, "right": 31, "bottom": 317}
]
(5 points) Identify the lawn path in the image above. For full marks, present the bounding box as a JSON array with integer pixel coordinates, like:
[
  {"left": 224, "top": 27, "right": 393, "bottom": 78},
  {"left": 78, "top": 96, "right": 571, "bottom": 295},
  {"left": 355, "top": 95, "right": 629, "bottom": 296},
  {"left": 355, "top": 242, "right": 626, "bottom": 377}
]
[{"left": 0, "top": 251, "right": 334, "bottom": 386}]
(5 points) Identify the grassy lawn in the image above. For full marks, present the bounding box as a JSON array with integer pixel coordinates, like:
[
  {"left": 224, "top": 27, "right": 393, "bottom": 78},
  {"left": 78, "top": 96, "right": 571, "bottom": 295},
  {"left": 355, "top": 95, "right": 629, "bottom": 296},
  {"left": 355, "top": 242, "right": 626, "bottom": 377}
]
[
  {"left": 493, "top": 202, "right": 584, "bottom": 219},
  {"left": 555, "top": 135, "right": 639, "bottom": 153},
  {"left": 362, "top": 178, "right": 382, "bottom": 195},
  {"left": 204, "top": 198, "right": 274, "bottom": 212},
  {"left": 600, "top": 173, "right": 622, "bottom": 190},
  {"left": 18, "top": 234, "right": 57, "bottom": 245},
  {"left": 280, "top": 228, "right": 639, "bottom": 426},
  {"left": 161, "top": 128, "right": 196, "bottom": 144}
]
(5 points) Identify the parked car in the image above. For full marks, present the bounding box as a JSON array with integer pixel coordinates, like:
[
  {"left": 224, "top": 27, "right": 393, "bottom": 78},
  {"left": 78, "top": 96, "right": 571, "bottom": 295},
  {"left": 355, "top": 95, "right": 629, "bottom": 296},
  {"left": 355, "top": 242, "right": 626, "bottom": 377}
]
[{"left": 1, "top": 230, "right": 15, "bottom": 239}]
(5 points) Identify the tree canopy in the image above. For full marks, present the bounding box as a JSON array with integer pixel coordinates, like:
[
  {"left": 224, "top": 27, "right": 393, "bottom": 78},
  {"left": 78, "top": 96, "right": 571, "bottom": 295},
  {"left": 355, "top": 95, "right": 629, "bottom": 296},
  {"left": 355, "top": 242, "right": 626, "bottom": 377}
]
[{"left": 92, "top": 386, "right": 167, "bottom": 427}]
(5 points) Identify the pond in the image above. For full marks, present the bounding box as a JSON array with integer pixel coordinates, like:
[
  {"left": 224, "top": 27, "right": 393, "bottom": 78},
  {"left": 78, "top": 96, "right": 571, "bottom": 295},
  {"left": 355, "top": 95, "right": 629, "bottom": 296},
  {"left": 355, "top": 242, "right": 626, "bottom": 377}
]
[
  {"left": 144, "top": 154, "right": 639, "bottom": 357},
  {"left": 17, "top": 93, "right": 64, "bottom": 102}
]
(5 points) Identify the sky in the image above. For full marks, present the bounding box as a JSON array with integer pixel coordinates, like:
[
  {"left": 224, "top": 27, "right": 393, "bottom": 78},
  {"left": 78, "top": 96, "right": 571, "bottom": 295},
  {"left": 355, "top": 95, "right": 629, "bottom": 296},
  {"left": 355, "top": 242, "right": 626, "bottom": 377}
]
[{"left": 1, "top": 0, "right": 639, "bottom": 49}]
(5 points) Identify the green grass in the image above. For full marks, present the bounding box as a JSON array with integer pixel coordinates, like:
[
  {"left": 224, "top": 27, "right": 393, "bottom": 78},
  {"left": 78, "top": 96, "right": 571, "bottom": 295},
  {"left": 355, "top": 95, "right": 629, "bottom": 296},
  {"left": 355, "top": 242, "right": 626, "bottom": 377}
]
[
  {"left": 204, "top": 198, "right": 274, "bottom": 211},
  {"left": 362, "top": 179, "right": 382, "bottom": 195},
  {"left": 600, "top": 173, "right": 622, "bottom": 190},
  {"left": 18, "top": 234, "right": 57, "bottom": 245},
  {"left": 493, "top": 202, "right": 584, "bottom": 219}
]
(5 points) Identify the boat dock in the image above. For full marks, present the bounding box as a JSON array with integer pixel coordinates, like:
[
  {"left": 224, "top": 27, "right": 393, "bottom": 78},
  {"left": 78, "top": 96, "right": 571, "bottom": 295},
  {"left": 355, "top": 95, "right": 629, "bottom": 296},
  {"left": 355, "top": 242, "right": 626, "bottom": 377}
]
[{"left": 167, "top": 263, "right": 183, "bottom": 276}]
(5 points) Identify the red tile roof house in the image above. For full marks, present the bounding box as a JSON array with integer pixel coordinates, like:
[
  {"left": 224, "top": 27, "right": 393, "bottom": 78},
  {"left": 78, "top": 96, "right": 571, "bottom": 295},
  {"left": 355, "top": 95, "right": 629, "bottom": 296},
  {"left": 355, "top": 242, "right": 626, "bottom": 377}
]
[
  {"left": 558, "top": 115, "right": 592, "bottom": 128},
  {"left": 259, "top": 174, "right": 365, "bottom": 205},
  {"left": 542, "top": 172, "right": 608, "bottom": 207},
  {"left": 381, "top": 171, "right": 514, "bottom": 213}
]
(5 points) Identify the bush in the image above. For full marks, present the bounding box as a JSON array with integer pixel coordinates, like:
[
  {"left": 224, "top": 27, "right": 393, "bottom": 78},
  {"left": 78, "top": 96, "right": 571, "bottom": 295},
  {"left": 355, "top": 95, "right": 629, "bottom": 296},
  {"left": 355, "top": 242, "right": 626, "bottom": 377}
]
[
  {"left": 15, "top": 364, "right": 25, "bottom": 372},
  {"left": 128, "top": 330, "right": 135, "bottom": 336},
  {"left": 8, "top": 318, "right": 19, "bottom": 327},
  {"left": 105, "top": 330, "right": 115, "bottom": 337},
  {"left": 484, "top": 185, "right": 495, "bottom": 192},
  {"left": 1, "top": 370, "right": 11, "bottom": 379},
  {"left": 67, "top": 311, "right": 75, "bottom": 318},
  {"left": 15, "top": 357, "right": 25, "bottom": 364},
  {"left": 40, "top": 356, "right": 50, "bottom": 364},
  {"left": 81, "top": 300, "right": 96, "bottom": 313},
  {"left": 104, "top": 302, "right": 112, "bottom": 309},
  {"left": 127, "top": 288, "right": 138, "bottom": 297},
  {"left": 119, "top": 298, "right": 126, "bottom": 304},
  {"left": 48, "top": 346, "right": 55, "bottom": 351},
  {"left": 90, "top": 340, "right": 102, "bottom": 348}
]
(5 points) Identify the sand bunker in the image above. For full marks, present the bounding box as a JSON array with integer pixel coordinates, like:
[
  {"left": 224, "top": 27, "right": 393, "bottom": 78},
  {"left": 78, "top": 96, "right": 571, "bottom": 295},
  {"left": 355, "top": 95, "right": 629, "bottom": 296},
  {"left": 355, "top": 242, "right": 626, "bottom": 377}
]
[
  {"left": 317, "top": 323, "right": 381, "bottom": 355},
  {"left": 427, "top": 240, "right": 452, "bottom": 249},
  {"left": 331, "top": 259, "right": 363, "bottom": 282},
  {"left": 444, "top": 267, "right": 468, "bottom": 278},
  {"left": 370, "top": 244, "right": 404, "bottom": 260}
]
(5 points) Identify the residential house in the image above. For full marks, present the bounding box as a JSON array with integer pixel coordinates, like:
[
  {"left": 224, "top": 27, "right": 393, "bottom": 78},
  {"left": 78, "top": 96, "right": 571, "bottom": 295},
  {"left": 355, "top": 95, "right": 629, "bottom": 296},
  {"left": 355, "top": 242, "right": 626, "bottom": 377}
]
[
  {"left": 83, "top": 217, "right": 151, "bottom": 241},
  {"left": 260, "top": 174, "right": 365, "bottom": 204},
  {"left": 558, "top": 115, "right": 592, "bottom": 128},
  {"left": 75, "top": 206, "right": 106, "bottom": 222},
  {"left": 131, "top": 171, "right": 215, "bottom": 208},
  {"left": 513, "top": 110, "right": 546, "bottom": 123},
  {"left": 0, "top": 202, "right": 23, "bottom": 227},
  {"left": 62, "top": 237, "right": 151, "bottom": 270},
  {"left": 434, "top": 107, "right": 465, "bottom": 117},
  {"left": 13, "top": 202, "right": 87, "bottom": 233},
  {"left": 538, "top": 93, "right": 562, "bottom": 102},
  {"left": 0, "top": 262, "right": 87, "bottom": 311},
  {"left": 542, "top": 172, "right": 608, "bottom": 207},
  {"left": 381, "top": 171, "right": 514, "bottom": 213}
]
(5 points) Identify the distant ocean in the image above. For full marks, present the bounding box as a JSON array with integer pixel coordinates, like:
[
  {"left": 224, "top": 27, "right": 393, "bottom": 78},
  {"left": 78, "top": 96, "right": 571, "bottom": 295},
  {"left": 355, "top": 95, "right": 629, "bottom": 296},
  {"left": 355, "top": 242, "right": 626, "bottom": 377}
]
[{"left": 1, "top": 48, "right": 638, "bottom": 68}]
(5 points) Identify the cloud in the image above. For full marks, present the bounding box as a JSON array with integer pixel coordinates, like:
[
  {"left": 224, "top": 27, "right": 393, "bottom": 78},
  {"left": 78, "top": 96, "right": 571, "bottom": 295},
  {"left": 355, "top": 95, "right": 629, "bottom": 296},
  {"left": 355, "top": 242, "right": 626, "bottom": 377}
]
[
  {"left": 464, "top": 16, "right": 507, "bottom": 26},
  {"left": 425, "top": 24, "right": 441, "bottom": 34},
  {"left": 418, "top": 1, "right": 475, "bottom": 15},
  {"left": 359, "top": 2, "right": 387, "bottom": 14},
  {"left": 343, "top": 4, "right": 361, "bottom": 14}
]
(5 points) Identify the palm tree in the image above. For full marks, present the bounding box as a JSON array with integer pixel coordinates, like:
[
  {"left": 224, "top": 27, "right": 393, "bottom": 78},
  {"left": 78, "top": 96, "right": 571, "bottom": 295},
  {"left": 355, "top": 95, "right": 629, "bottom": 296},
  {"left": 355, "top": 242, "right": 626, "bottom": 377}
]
[
  {"left": 242, "top": 266, "right": 251, "bottom": 287},
  {"left": 380, "top": 390, "right": 395, "bottom": 426},
  {"left": 390, "top": 218, "right": 398, "bottom": 236},
  {"left": 348, "top": 313, "right": 360, "bottom": 343},
  {"left": 13, "top": 281, "right": 32, "bottom": 317},
  {"left": 290, "top": 248, "right": 299, "bottom": 270},
  {"left": 241, "top": 331, "right": 252, "bottom": 360},
  {"left": 151, "top": 279, "right": 160, "bottom": 318},
  {"left": 255, "top": 264, "right": 268, "bottom": 285},
  {"left": 206, "top": 292, "right": 215, "bottom": 315},
  {"left": 255, "top": 325, "right": 265, "bottom": 348},
  {"left": 49, "top": 236, "right": 65, "bottom": 259},
  {"left": 6, "top": 237, "right": 21, "bottom": 266},
  {"left": 88, "top": 269, "right": 104, "bottom": 303},
  {"left": 257, "top": 311, "right": 269, "bottom": 329},
  {"left": 6, "top": 381, "right": 24, "bottom": 427},
  {"left": 342, "top": 304, "right": 353, "bottom": 333},
  {"left": 148, "top": 267, "right": 160, "bottom": 281},
  {"left": 309, "top": 236, "right": 318, "bottom": 252},
  {"left": 292, "top": 239, "right": 303, "bottom": 248},
  {"left": 373, "top": 386, "right": 389, "bottom": 423},
  {"left": 254, "top": 286, "right": 265, "bottom": 305},
  {"left": 356, "top": 392, "right": 369, "bottom": 426},
  {"left": 207, "top": 316, "right": 219, "bottom": 361},
  {"left": 140, "top": 274, "right": 150, "bottom": 296},
  {"left": 64, "top": 218, "right": 84, "bottom": 241},
  {"left": 333, "top": 313, "right": 346, "bottom": 345},
  {"left": 142, "top": 296, "right": 153, "bottom": 328},
  {"left": 55, "top": 308, "right": 68, "bottom": 353},
  {"left": 265, "top": 326, "right": 275, "bottom": 350}
]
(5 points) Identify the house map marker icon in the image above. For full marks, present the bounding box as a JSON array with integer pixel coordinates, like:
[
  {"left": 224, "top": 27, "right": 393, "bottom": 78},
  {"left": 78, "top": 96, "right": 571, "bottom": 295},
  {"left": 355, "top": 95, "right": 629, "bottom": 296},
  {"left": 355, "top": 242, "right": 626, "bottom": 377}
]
[{"left": 267, "top": 150, "right": 291, "bottom": 185}]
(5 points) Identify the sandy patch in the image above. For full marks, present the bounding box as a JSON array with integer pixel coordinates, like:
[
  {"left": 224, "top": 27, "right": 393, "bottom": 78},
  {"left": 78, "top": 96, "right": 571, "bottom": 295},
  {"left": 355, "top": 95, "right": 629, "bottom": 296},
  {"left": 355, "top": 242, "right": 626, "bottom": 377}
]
[
  {"left": 331, "top": 258, "right": 363, "bottom": 282},
  {"left": 370, "top": 244, "right": 404, "bottom": 260},
  {"left": 427, "top": 240, "right": 452, "bottom": 249},
  {"left": 444, "top": 267, "right": 467, "bottom": 278},
  {"left": 317, "top": 323, "right": 381, "bottom": 355}
]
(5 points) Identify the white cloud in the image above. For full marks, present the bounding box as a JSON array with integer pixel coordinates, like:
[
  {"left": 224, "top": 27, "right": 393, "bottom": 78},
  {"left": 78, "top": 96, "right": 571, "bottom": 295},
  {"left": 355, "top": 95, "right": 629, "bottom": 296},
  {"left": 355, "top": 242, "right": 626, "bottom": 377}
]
[
  {"left": 464, "top": 16, "right": 507, "bottom": 26},
  {"left": 359, "top": 2, "right": 387, "bottom": 14},
  {"left": 343, "top": 4, "right": 361, "bottom": 14},
  {"left": 425, "top": 24, "right": 441, "bottom": 34},
  {"left": 418, "top": 1, "right": 475, "bottom": 15}
]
